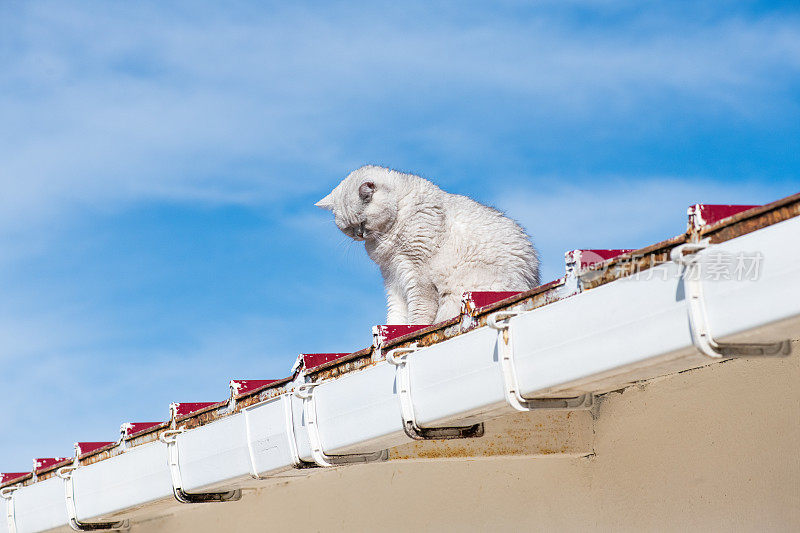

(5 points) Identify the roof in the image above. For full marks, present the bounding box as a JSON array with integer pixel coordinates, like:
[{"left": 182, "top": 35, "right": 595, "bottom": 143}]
[{"left": 1, "top": 192, "right": 798, "bottom": 532}]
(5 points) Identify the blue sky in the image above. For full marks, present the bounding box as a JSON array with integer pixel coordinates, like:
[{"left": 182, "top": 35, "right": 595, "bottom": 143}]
[{"left": 1, "top": 1, "right": 799, "bottom": 470}]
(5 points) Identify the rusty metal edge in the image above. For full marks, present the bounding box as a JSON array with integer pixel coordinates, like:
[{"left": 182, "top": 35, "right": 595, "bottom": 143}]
[
  {"left": 30, "top": 458, "right": 73, "bottom": 482},
  {"left": 125, "top": 421, "right": 170, "bottom": 441},
  {"left": 382, "top": 318, "right": 461, "bottom": 350},
  {"left": 77, "top": 442, "right": 118, "bottom": 461},
  {"left": 301, "top": 347, "right": 373, "bottom": 375},
  {"left": 470, "top": 278, "right": 565, "bottom": 316},
  {"left": 232, "top": 376, "right": 294, "bottom": 400},
  {"left": 701, "top": 191, "right": 800, "bottom": 242},
  {"left": 576, "top": 234, "right": 687, "bottom": 291},
  {"left": 173, "top": 400, "right": 229, "bottom": 424},
  {"left": 0, "top": 473, "right": 32, "bottom": 487}
]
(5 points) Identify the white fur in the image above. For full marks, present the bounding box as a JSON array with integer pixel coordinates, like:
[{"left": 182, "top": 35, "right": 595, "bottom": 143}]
[{"left": 316, "top": 166, "right": 540, "bottom": 324}]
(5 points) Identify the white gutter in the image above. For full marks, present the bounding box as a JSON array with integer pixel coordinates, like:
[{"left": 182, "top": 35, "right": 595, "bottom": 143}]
[
  {"left": 4, "top": 477, "right": 64, "bottom": 533},
  {"left": 3, "top": 215, "right": 798, "bottom": 533}
]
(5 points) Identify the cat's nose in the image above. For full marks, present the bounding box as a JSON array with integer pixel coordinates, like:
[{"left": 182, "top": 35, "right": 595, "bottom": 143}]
[{"left": 354, "top": 222, "right": 365, "bottom": 238}]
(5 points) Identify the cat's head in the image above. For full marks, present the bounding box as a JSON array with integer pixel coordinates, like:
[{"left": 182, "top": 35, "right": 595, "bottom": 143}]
[{"left": 315, "top": 166, "right": 399, "bottom": 241}]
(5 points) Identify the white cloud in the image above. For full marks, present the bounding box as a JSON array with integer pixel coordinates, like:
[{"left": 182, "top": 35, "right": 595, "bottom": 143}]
[{"left": 1, "top": 2, "right": 799, "bottom": 230}]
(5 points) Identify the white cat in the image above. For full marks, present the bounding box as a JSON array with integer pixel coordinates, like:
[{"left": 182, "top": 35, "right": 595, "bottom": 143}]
[{"left": 316, "top": 166, "right": 540, "bottom": 324}]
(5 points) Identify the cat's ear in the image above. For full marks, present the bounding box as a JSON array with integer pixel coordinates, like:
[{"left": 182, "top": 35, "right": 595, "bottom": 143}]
[
  {"left": 359, "top": 181, "right": 376, "bottom": 202},
  {"left": 315, "top": 192, "right": 335, "bottom": 211}
]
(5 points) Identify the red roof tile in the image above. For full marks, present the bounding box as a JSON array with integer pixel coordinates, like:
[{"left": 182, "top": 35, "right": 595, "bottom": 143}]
[
  {"left": 372, "top": 325, "right": 430, "bottom": 346},
  {"left": 300, "top": 354, "right": 350, "bottom": 371},
  {"left": 121, "top": 422, "right": 163, "bottom": 438},
  {"left": 565, "top": 249, "right": 634, "bottom": 269},
  {"left": 688, "top": 204, "right": 759, "bottom": 230},
  {"left": 0, "top": 472, "right": 29, "bottom": 484},
  {"left": 75, "top": 442, "right": 115, "bottom": 456},
  {"left": 229, "top": 379, "right": 280, "bottom": 397},
  {"left": 34, "top": 457, "right": 70, "bottom": 472},
  {"left": 170, "top": 402, "right": 219, "bottom": 419},
  {"left": 462, "top": 291, "right": 524, "bottom": 314}
]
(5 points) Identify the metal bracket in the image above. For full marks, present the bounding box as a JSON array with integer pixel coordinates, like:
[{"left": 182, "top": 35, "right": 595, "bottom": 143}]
[
  {"left": 1, "top": 486, "right": 19, "bottom": 533},
  {"left": 294, "top": 383, "right": 388, "bottom": 467},
  {"left": 385, "top": 346, "right": 484, "bottom": 440},
  {"left": 487, "top": 311, "right": 594, "bottom": 412},
  {"left": 671, "top": 241, "right": 791, "bottom": 359},
  {"left": 158, "top": 430, "right": 242, "bottom": 504},
  {"left": 242, "top": 395, "right": 316, "bottom": 480},
  {"left": 242, "top": 406, "right": 270, "bottom": 480},
  {"left": 56, "top": 467, "right": 129, "bottom": 531}
]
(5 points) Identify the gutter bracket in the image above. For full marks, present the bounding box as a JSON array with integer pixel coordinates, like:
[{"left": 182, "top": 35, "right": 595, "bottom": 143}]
[
  {"left": 487, "top": 311, "right": 594, "bottom": 412},
  {"left": 1, "top": 486, "right": 19, "bottom": 533},
  {"left": 158, "top": 430, "right": 242, "bottom": 504},
  {"left": 294, "top": 383, "right": 388, "bottom": 467},
  {"left": 385, "top": 346, "right": 485, "bottom": 440},
  {"left": 671, "top": 241, "right": 792, "bottom": 359},
  {"left": 56, "top": 467, "right": 129, "bottom": 531},
  {"left": 243, "top": 395, "right": 316, "bottom": 480}
]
